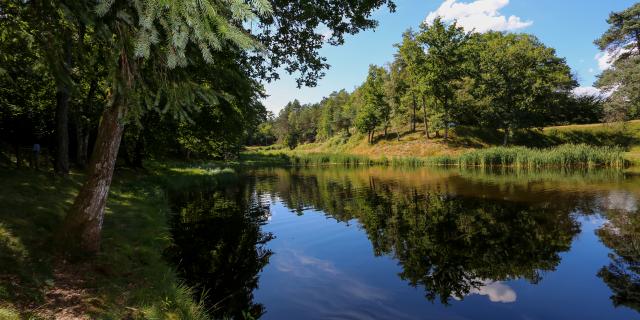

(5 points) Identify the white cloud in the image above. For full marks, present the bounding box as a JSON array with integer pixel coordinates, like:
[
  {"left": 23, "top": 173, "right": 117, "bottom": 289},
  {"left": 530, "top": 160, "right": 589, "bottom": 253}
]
[
  {"left": 469, "top": 281, "right": 517, "bottom": 303},
  {"left": 573, "top": 86, "right": 601, "bottom": 97},
  {"left": 595, "top": 48, "right": 634, "bottom": 71},
  {"left": 452, "top": 280, "right": 517, "bottom": 303},
  {"left": 572, "top": 86, "right": 614, "bottom": 99},
  {"left": 425, "top": 0, "right": 532, "bottom": 33}
]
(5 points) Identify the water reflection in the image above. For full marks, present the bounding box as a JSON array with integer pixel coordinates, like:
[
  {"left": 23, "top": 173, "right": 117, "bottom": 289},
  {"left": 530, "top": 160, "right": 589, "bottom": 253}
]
[
  {"left": 165, "top": 182, "right": 273, "bottom": 319},
  {"left": 597, "top": 208, "right": 640, "bottom": 312},
  {"left": 166, "top": 166, "right": 640, "bottom": 318}
]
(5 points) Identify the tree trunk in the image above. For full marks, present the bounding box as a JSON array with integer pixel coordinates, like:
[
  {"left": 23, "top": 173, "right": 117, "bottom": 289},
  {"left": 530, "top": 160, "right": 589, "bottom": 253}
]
[
  {"left": 55, "top": 88, "right": 70, "bottom": 174},
  {"left": 54, "top": 34, "right": 72, "bottom": 175},
  {"left": 411, "top": 93, "right": 417, "bottom": 132},
  {"left": 60, "top": 99, "right": 126, "bottom": 254},
  {"left": 443, "top": 100, "right": 449, "bottom": 140},
  {"left": 132, "top": 132, "right": 145, "bottom": 168},
  {"left": 76, "top": 127, "right": 90, "bottom": 168},
  {"left": 421, "top": 96, "right": 430, "bottom": 139},
  {"left": 76, "top": 79, "right": 97, "bottom": 168},
  {"left": 503, "top": 127, "right": 510, "bottom": 146},
  {"left": 14, "top": 144, "right": 21, "bottom": 169}
]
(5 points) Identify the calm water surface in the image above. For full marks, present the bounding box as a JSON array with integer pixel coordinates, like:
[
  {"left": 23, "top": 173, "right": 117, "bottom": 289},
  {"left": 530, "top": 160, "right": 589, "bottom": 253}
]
[{"left": 166, "top": 167, "right": 640, "bottom": 319}]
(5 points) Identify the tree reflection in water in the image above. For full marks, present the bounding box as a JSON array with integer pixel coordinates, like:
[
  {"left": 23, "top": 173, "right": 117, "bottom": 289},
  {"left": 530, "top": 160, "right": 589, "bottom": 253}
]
[
  {"left": 314, "top": 185, "right": 580, "bottom": 303},
  {"left": 254, "top": 168, "right": 583, "bottom": 304},
  {"left": 166, "top": 167, "right": 640, "bottom": 317},
  {"left": 597, "top": 208, "right": 640, "bottom": 312},
  {"left": 165, "top": 180, "right": 273, "bottom": 319}
]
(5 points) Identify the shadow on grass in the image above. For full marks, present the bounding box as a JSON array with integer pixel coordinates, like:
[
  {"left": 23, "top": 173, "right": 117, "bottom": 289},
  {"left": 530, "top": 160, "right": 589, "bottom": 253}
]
[
  {"left": 0, "top": 165, "right": 240, "bottom": 319},
  {"left": 0, "top": 169, "right": 81, "bottom": 312}
]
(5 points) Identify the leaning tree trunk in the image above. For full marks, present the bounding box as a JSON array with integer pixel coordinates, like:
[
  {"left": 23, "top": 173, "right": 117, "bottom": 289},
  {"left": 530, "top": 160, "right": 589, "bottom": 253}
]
[{"left": 60, "top": 99, "right": 126, "bottom": 254}]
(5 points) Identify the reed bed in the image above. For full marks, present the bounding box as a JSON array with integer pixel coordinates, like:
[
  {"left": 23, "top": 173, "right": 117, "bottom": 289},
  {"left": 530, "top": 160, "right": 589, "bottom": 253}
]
[
  {"left": 242, "top": 144, "right": 628, "bottom": 168},
  {"left": 427, "top": 144, "right": 627, "bottom": 168}
]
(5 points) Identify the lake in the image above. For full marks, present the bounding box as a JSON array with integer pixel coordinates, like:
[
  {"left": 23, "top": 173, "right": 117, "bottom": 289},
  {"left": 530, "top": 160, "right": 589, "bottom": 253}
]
[{"left": 166, "top": 166, "right": 640, "bottom": 320}]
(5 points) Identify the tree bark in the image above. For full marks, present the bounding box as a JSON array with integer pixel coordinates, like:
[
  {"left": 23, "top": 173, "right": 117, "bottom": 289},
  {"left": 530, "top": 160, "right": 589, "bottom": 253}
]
[
  {"left": 14, "top": 144, "right": 21, "bottom": 169},
  {"left": 55, "top": 88, "right": 70, "bottom": 174},
  {"left": 421, "top": 96, "right": 430, "bottom": 139},
  {"left": 443, "top": 100, "right": 449, "bottom": 140},
  {"left": 75, "top": 79, "right": 97, "bottom": 168},
  {"left": 76, "top": 126, "right": 89, "bottom": 168},
  {"left": 60, "top": 99, "right": 126, "bottom": 254},
  {"left": 54, "top": 34, "right": 72, "bottom": 175},
  {"left": 503, "top": 127, "right": 510, "bottom": 146},
  {"left": 132, "top": 132, "right": 145, "bottom": 168},
  {"left": 411, "top": 92, "right": 417, "bottom": 132}
]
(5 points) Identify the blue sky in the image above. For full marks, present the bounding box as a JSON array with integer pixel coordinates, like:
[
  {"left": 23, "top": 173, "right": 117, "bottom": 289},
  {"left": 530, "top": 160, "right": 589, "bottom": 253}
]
[{"left": 261, "top": 0, "right": 638, "bottom": 113}]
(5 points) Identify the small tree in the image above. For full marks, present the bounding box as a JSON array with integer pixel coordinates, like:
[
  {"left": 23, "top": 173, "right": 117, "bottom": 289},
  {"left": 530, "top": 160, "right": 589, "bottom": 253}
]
[
  {"left": 418, "top": 18, "right": 470, "bottom": 139},
  {"left": 356, "top": 65, "right": 388, "bottom": 142}
]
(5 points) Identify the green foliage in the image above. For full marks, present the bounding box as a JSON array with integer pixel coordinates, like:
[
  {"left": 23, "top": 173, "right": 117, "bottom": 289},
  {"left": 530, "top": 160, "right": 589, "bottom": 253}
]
[
  {"left": 594, "top": 3, "right": 640, "bottom": 122},
  {"left": 417, "top": 18, "right": 471, "bottom": 136},
  {"left": 264, "top": 16, "right": 583, "bottom": 150},
  {"left": 594, "top": 3, "right": 640, "bottom": 53},
  {"left": 474, "top": 32, "right": 577, "bottom": 143},
  {"left": 356, "top": 65, "right": 389, "bottom": 141},
  {"left": 596, "top": 56, "right": 640, "bottom": 121}
]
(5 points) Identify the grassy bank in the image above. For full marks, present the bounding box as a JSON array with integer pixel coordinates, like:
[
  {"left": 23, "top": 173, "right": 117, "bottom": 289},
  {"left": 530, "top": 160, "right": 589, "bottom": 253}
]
[
  {"left": 245, "top": 121, "right": 640, "bottom": 168},
  {"left": 243, "top": 144, "right": 627, "bottom": 168},
  {"left": 0, "top": 165, "right": 231, "bottom": 319}
]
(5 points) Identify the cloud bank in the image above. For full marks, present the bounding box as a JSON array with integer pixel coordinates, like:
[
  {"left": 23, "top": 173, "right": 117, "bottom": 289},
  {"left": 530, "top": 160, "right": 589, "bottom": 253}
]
[{"left": 425, "top": 0, "right": 532, "bottom": 33}]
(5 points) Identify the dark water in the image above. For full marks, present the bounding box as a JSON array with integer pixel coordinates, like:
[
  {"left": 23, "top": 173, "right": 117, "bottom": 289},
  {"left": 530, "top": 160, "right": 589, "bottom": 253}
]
[{"left": 166, "top": 167, "right": 640, "bottom": 319}]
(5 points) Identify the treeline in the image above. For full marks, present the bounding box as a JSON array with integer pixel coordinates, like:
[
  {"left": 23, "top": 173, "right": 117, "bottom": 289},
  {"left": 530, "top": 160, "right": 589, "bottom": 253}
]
[{"left": 262, "top": 4, "right": 640, "bottom": 149}]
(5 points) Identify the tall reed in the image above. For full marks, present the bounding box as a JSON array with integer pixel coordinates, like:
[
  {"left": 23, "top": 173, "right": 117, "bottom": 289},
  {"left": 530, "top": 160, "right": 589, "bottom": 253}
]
[
  {"left": 243, "top": 144, "right": 628, "bottom": 168},
  {"left": 427, "top": 144, "right": 626, "bottom": 168}
]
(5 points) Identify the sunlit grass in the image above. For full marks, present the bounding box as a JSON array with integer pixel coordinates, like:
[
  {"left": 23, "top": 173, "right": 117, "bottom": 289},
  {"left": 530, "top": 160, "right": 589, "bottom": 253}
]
[
  {"left": 243, "top": 144, "right": 627, "bottom": 168},
  {"left": 428, "top": 144, "right": 627, "bottom": 168},
  {"left": 250, "top": 120, "right": 640, "bottom": 165}
]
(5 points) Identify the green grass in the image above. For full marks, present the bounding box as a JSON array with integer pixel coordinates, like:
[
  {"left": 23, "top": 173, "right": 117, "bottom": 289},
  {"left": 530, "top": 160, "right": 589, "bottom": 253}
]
[
  {"left": 0, "top": 164, "right": 236, "bottom": 319},
  {"left": 427, "top": 144, "right": 627, "bottom": 168},
  {"left": 243, "top": 144, "right": 628, "bottom": 169},
  {"left": 246, "top": 122, "right": 639, "bottom": 169}
]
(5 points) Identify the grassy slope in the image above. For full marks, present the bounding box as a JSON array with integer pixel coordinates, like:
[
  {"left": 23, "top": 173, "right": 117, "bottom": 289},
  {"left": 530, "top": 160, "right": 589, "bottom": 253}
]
[
  {"left": 0, "top": 165, "right": 222, "bottom": 319},
  {"left": 254, "top": 120, "right": 640, "bottom": 163}
]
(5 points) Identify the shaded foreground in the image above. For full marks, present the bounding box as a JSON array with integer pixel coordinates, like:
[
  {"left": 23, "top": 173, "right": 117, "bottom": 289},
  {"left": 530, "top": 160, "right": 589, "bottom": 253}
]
[{"left": 0, "top": 166, "right": 227, "bottom": 319}]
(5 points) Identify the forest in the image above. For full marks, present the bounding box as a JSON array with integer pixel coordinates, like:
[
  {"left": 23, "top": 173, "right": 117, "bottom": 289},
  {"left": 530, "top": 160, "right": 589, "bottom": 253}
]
[{"left": 258, "top": 7, "right": 640, "bottom": 150}]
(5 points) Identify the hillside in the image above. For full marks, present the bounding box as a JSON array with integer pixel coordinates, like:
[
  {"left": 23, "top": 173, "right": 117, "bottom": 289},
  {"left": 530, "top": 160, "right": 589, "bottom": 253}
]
[{"left": 251, "top": 120, "right": 640, "bottom": 163}]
